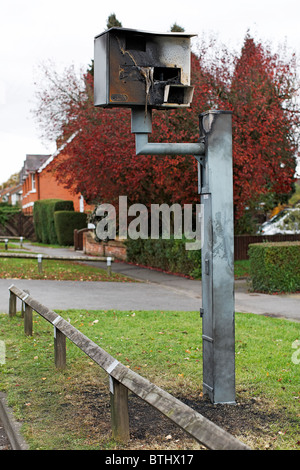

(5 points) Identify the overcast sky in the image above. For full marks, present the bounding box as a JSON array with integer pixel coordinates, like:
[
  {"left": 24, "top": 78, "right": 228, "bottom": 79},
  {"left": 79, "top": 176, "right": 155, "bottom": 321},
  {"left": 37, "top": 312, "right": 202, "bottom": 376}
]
[{"left": 1, "top": 0, "right": 300, "bottom": 185}]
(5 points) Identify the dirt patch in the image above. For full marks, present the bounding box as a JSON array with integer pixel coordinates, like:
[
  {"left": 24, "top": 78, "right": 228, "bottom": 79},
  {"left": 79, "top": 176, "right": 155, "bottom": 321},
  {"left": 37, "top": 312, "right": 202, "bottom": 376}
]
[
  {"left": 67, "top": 382, "right": 285, "bottom": 450},
  {"left": 74, "top": 385, "right": 204, "bottom": 450}
]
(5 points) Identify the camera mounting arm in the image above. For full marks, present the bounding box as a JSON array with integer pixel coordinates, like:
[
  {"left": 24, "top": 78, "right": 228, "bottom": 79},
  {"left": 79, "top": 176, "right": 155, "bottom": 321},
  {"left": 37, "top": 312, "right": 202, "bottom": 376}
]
[{"left": 131, "top": 108, "right": 205, "bottom": 156}]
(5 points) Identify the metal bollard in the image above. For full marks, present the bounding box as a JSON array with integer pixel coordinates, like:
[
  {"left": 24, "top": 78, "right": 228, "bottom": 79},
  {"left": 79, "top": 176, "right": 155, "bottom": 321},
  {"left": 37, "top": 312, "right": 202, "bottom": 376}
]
[
  {"left": 37, "top": 254, "right": 43, "bottom": 273},
  {"left": 107, "top": 257, "right": 112, "bottom": 276}
]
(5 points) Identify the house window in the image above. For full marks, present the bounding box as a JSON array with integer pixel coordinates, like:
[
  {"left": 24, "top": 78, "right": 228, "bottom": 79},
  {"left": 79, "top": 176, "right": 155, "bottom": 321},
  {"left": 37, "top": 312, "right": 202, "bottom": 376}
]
[{"left": 31, "top": 173, "right": 36, "bottom": 191}]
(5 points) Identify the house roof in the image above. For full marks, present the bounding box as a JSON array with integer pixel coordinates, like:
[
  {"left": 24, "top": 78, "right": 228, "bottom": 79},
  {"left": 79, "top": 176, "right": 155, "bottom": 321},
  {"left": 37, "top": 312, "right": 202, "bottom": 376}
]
[
  {"left": 0, "top": 182, "right": 22, "bottom": 202},
  {"left": 20, "top": 154, "right": 50, "bottom": 182},
  {"left": 19, "top": 132, "right": 78, "bottom": 184},
  {"left": 4, "top": 183, "right": 22, "bottom": 194}
]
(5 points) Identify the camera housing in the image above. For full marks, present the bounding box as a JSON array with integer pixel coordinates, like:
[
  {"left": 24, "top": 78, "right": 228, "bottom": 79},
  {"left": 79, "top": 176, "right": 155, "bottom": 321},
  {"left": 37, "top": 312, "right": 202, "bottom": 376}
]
[{"left": 94, "top": 27, "right": 195, "bottom": 109}]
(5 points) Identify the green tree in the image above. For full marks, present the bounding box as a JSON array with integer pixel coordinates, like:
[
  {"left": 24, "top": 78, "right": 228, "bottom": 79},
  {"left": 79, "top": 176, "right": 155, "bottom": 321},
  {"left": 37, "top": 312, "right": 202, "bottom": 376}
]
[
  {"left": 88, "top": 13, "right": 123, "bottom": 77},
  {"left": 170, "top": 23, "right": 185, "bottom": 32},
  {"left": 106, "top": 13, "right": 122, "bottom": 29}
]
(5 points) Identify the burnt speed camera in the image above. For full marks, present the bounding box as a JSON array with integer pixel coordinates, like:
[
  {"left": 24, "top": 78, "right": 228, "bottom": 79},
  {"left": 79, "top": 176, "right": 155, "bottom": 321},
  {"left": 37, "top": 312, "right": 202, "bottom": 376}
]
[{"left": 94, "top": 27, "right": 195, "bottom": 109}]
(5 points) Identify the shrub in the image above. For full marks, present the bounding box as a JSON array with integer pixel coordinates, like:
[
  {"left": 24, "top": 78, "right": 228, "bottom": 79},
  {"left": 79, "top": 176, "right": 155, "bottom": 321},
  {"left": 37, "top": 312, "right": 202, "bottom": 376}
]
[
  {"left": 126, "top": 237, "right": 202, "bottom": 278},
  {"left": 54, "top": 211, "right": 87, "bottom": 246},
  {"left": 33, "top": 200, "right": 74, "bottom": 244},
  {"left": 248, "top": 241, "right": 300, "bottom": 293}
]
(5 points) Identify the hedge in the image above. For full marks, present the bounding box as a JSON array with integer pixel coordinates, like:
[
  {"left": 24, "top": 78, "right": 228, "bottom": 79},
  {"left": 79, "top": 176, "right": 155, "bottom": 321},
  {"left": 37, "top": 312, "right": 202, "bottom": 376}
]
[
  {"left": 126, "top": 237, "right": 202, "bottom": 278},
  {"left": 33, "top": 199, "right": 74, "bottom": 244},
  {"left": 248, "top": 241, "right": 300, "bottom": 293},
  {"left": 54, "top": 211, "right": 87, "bottom": 246}
]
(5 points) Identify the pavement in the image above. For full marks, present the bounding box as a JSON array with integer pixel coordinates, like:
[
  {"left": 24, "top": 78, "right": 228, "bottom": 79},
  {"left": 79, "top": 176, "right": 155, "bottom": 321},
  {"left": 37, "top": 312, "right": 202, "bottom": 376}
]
[{"left": 0, "top": 393, "right": 28, "bottom": 450}]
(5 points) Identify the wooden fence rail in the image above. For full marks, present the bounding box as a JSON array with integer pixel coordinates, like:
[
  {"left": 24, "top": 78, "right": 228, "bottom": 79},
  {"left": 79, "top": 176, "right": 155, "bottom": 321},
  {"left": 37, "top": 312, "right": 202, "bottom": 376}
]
[
  {"left": 234, "top": 234, "right": 300, "bottom": 260},
  {"left": 8, "top": 284, "right": 250, "bottom": 451},
  {"left": 0, "top": 236, "right": 24, "bottom": 240}
]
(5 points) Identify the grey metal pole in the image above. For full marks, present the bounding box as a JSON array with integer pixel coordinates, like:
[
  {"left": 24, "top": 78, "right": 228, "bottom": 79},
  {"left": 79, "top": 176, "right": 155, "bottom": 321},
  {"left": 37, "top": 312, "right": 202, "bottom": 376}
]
[
  {"left": 199, "top": 110, "right": 235, "bottom": 404},
  {"left": 131, "top": 107, "right": 235, "bottom": 405}
]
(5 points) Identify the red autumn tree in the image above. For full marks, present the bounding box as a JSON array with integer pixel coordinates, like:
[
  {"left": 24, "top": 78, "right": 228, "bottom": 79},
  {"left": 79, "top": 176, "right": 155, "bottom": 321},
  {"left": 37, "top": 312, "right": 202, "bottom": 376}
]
[
  {"left": 228, "top": 35, "right": 299, "bottom": 231},
  {"left": 32, "top": 35, "right": 299, "bottom": 233},
  {"left": 33, "top": 52, "right": 214, "bottom": 209}
]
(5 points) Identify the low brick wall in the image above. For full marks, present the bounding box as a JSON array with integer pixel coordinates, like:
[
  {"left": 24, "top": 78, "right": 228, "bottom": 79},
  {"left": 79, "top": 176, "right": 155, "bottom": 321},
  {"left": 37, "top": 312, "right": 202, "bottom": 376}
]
[{"left": 83, "top": 231, "right": 127, "bottom": 260}]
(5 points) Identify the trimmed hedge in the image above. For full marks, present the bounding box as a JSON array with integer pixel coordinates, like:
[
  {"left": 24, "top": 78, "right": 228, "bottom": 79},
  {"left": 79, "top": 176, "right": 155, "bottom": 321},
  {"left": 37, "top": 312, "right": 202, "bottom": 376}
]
[
  {"left": 54, "top": 211, "right": 87, "bottom": 246},
  {"left": 33, "top": 199, "right": 74, "bottom": 244},
  {"left": 248, "top": 241, "right": 300, "bottom": 293},
  {"left": 126, "top": 237, "right": 202, "bottom": 278}
]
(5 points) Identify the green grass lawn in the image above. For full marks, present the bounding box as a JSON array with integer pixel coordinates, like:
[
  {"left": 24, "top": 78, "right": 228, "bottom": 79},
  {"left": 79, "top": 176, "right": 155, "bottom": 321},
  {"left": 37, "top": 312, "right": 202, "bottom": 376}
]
[
  {"left": 0, "top": 241, "right": 133, "bottom": 282},
  {"left": 0, "top": 309, "right": 299, "bottom": 450},
  {"left": 0, "top": 247, "right": 298, "bottom": 450}
]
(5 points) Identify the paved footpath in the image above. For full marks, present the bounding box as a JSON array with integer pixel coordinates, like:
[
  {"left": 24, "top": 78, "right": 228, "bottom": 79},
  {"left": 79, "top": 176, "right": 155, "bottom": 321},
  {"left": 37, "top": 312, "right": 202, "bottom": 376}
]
[{"left": 0, "top": 243, "right": 299, "bottom": 322}]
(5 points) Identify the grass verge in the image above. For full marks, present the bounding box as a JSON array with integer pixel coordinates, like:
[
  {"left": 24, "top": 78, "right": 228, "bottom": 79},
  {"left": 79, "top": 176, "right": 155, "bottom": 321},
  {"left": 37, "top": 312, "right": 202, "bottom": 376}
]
[
  {"left": 1, "top": 242, "right": 251, "bottom": 281},
  {"left": 0, "top": 258, "right": 133, "bottom": 282},
  {"left": 0, "top": 309, "right": 299, "bottom": 450}
]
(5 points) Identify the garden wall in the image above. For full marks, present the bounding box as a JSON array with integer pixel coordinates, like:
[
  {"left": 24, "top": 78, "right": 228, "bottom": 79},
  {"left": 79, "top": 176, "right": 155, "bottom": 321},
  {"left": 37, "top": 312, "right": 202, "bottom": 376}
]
[{"left": 83, "top": 231, "right": 127, "bottom": 260}]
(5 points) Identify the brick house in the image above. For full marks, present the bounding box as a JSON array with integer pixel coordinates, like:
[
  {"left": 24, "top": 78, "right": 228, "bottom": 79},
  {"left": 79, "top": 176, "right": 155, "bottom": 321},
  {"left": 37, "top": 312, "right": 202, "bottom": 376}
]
[
  {"left": 0, "top": 182, "right": 23, "bottom": 206},
  {"left": 20, "top": 154, "right": 49, "bottom": 213},
  {"left": 21, "top": 136, "right": 94, "bottom": 215}
]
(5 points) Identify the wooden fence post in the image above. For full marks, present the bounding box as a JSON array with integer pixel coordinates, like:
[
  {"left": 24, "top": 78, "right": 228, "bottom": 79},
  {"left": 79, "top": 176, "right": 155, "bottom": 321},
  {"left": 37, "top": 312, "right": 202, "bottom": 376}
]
[
  {"left": 54, "top": 327, "right": 66, "bottom": 369},
  {"left": 110, "top": 376, "right": 130, "bottom": 443},
  {"left": 9, "top": 290, "right": 16, "bottom": 317},
  {"left": 21, "top": 289, "right": 30, "bottom": 318},
  {"left": 24, "top": 304, "right": 33, "bottom": 336},
  {"left": 7, "top": 284, "right": 251, "bottom": 450}
]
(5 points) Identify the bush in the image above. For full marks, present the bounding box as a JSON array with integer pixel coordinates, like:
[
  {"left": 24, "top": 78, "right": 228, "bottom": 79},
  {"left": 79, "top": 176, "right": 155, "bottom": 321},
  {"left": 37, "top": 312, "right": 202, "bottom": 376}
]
[
  {"left": 248, "top": 241, "right": 300, "bottom": 293},
  {"left": 54, "top": 211, "right": 87, "bottom": 246},
  {"left": 126, "top": 237, "right": 202, "bottom": 278},
  {"left": 33, "top": 200, "right": 74, "bottom": 244}
]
